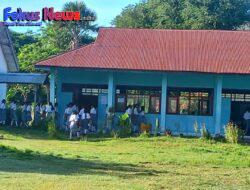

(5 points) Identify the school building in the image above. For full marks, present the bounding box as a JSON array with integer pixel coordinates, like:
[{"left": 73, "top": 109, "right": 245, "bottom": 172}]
[{"left": 36, "top": 28, "right": 250, "bottom": 136}]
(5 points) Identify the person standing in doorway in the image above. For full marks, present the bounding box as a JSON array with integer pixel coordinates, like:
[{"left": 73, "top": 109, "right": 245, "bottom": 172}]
[{"left": 243, "top": 109, "right": 250, "bottom": 135}]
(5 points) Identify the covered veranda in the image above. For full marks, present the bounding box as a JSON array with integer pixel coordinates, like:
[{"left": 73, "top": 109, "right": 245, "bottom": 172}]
[{"left": 0, "top": 72, "right": 48, "bottom": 103}]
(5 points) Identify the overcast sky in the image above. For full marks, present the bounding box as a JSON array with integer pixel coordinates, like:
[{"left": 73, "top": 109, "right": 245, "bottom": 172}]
[{"left": 0, "top": 0, "right": 139, "bottom": 33}]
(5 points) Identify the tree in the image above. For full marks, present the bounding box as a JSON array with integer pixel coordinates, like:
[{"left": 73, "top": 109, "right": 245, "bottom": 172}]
[
  {"left": 113, "top": 0, "right": 250, "bottom": 30},
  {"left": 58, "top": 1, "right": 97, "bottom": 49},
  {"left": 9, "top": 30, "right": 38, "bottom": 53}
]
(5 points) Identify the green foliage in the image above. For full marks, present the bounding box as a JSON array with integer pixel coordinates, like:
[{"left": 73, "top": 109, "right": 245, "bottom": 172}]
[
  {"left": 114, "top": 0, "right": 250, "bottom": 30},
  {"left": 1, "top": 128, "right": 250, "bottom": 189},
  {"left": 225, "top": 122, "right": 244, "bottom": 144},
  {"left": 58, "top": 1, "right": 97, "bottom": 49},
  {"left": 18, "top": 39, "right": 61, "bottom": 73},
  {"left": 7, "top": 1, "right": 97, "bottom": 103},
  {"left": 117, "top": 113, "right": 132, "bottom": 137},
  {"left": 10, "top": 30, "right": 38, "bottom": 53},
  {"left": 200, "top": 123, "right": 211, "bottom": 140},
  {"left": 47, "top": 119, "right": 58, "bottom": 139},
  {"left": 139, "top": 130, "right": 150, "bottom": 138}
]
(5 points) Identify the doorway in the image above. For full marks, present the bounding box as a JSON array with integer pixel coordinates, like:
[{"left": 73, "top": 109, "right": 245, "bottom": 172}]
[
  {"left": 231, "top": 102, "right": 250, "bottom": 130},
  {"left": 77, "top": 95, "right": 98, "bottom": 112},
  {"left": 223, "top": 90, "right": 250, "bottom": 132}
]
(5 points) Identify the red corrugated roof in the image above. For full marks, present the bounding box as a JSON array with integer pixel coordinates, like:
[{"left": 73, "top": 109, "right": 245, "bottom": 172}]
[{"left": 36, "top": 28, "right": 250, "bottom": 74}]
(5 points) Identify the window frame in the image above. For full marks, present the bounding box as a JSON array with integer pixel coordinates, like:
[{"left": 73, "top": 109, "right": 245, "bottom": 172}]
[
  {"left": 167, "top": 87, "right": 214, "bottom": 116},
  {"left": 115, "top": 86, "right": 161, "bottom": 114}
]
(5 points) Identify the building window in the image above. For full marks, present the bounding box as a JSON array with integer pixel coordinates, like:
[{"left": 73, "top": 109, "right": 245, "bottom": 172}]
[
  {"left": 222, "top": 90, "right": 250, "bottom": 102},
  {"left": 115, "top": 86, "right": 161, "bottom": 114},
  {"left": 167, "top": 88, "right": 213, "bottom": 116}
]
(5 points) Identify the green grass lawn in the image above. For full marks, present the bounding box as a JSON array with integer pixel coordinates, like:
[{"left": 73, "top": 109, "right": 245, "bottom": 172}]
[{"left": 0, "top": 127, "right": 249, "bottom": 190}]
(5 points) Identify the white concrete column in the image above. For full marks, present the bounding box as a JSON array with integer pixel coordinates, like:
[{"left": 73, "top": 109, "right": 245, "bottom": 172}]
[
  {"left": 214, "top": 76, "right": 223, "bottom": 135},
  {"left": 0, "top": 83, "right": 7, "bottom": 100},
  {"left": 160, "top": 75, "right": 168, "bottom": 133},
  {"left": 49, "top": 68, "right": 55, "bottom": 105},
  {"left": 108, "top": 72, "right": 115, "bottom": 108}
]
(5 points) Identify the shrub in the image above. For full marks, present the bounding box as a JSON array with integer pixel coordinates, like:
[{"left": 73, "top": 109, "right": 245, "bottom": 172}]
[
  {"left": 200, "top": 123, "right": 211, "bottom": 140},
  {"left": 117, "top": 113, "right": 131, "bottom": 137},
  {"left": 225, "top": 122, "right": 244, "bottom": 144},
  {"left": 47, "top": 119, "right": 58, "bottom": 138},
  {"left": 139, "top": 130, "right": 150, "bottom": 138}
]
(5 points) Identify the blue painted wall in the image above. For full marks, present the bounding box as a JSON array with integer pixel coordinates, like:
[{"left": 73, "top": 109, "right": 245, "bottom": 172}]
[{"left": 55, "top": 68, "right": 250, "bottom": 135}]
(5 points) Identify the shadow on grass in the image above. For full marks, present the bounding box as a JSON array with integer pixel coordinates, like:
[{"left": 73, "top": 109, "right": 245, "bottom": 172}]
[
  {"left": 0, "top": 126, "right": 52, "bottom": 140},
  {"left": 0, "top": 127, "right": 114, "bottom": 142},
  {"left": 0, "top": 145, "right": 162, "bottom": 178}
]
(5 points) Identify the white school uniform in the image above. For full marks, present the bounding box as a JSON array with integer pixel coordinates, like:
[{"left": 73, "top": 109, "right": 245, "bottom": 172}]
[
  {"left": 90, "top": 107, "right": 97, "bottom": 115},
  {"left": 10, "top": 103, "right": 17, "bottom": 111},
  {"left": 79, "top": 108, "right": 85, "bottom": 116},
  {"left": 45, "top": 105, "right": 52, "bottom": 113},
  {"left": 133, "top": 107, "right": 139, "bottom": 115},
  {"left": 81, "top": 113, "right": 90, "bottom": 120},
  {"left": 126, "top": 108, "right": 132, "bottom": 115},
  {"left": 0, "top": 103, "right": 6, "bottom": 109},
  {"left": 69, "top": 114, "right": 79, "bottom": 129}
]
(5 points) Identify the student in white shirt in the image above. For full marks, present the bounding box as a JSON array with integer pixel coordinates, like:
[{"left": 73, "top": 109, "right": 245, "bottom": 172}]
[
  {"left": 125, "top": 105, "right": 133, "bottom": 116},
  {"left": 72, "top": 104, "right": 78, "bottom": 113},
  {"left": 34, "top": 103, "right": 41, "bottom": 126},
  {"left": 139, "top": 106, "right": 146, "bottom": 126},
  {"left": 26, "top": 102, "right": 32, "bottom": 125},
  {"left": 244, "top": 110, "right": 250, "bottom": 135},
  {"left": 40, "top": 104, "right": 46, "bottom": 120},
  {"left": 46, "top": 102, "right": 54, "bottom": 118},
  {"left": 0, "top": 99, "right": 7, "bottom": 125},
  {"left": 132, "top": 104, "right": 140, "bottom": 133},
  {"left": 68, "top": 110, "right": 79, "bottom": 139},
  {"left": 79, "top": 106, "right": 85, "bottom": 118},
  {"left": 64, "top": 103, "right": 73, "bottom": 129},
  {"left": 90, "top": 105, "right": 97, "bottom": 130},
  {"left": 10, "top": 100, "right": 18, "bottom": 127},
  {"left": 80, "top": 109, "right": 91, "bottom": 135},
  {"left": 20, "top": 102, "right": 27, "bottom": 127}
]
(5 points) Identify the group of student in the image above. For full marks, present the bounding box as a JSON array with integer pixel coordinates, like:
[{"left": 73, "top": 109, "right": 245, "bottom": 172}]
[
  {"left": 64, "top": 103, "right": 97, "bottom": 139},
  {"left": 0, "top": 99, "right": 57, "bottom": 127},
  {"left": 125, "top": 104, "right": 146, "bottom": 133}
]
